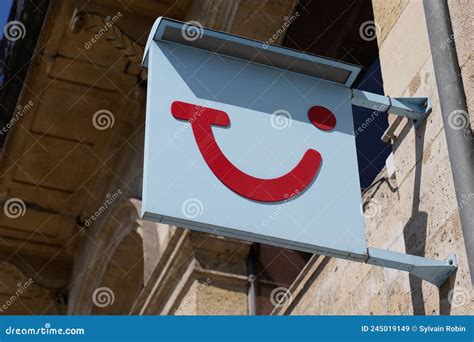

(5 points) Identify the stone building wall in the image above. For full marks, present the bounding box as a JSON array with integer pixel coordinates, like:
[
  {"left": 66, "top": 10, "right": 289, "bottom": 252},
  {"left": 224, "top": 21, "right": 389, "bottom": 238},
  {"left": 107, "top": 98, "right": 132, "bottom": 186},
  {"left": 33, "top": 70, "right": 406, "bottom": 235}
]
[
  {"left": 0, "top": 0, "right": 471, "bottom": 316},
  {"left": 274, "top": 0, "right": 473, "bottom": 315}
]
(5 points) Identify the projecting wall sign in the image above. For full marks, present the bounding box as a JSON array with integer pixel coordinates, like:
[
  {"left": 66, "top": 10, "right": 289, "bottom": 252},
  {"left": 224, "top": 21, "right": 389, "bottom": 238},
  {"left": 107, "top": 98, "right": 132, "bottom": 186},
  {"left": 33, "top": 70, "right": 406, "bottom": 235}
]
[
  {"left": 141, "top": 18, "right": 456, "bottom": 286},
  {"left": 141, "top": 18, "right": 365, "bottom": 260}
]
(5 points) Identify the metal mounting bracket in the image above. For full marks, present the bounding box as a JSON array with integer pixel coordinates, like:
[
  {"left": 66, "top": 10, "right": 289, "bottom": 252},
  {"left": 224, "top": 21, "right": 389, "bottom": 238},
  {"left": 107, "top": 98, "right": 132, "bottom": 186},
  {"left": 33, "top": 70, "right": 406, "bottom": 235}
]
[
  {"left": 365, "top": 247, "right": 457, "bottom": 287},
  {"left": 351, "top": 89, "right": 432, "bottom": 133},
  {"left": 349, "top": 90, "right": 453, "bottom": 286}
]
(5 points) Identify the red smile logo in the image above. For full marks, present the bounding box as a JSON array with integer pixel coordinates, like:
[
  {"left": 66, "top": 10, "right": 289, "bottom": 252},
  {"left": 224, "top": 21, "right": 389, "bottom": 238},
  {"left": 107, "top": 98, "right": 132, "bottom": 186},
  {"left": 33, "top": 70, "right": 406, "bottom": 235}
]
[{"left": 171, "top": 101, "right": 336, "bottom": 203}]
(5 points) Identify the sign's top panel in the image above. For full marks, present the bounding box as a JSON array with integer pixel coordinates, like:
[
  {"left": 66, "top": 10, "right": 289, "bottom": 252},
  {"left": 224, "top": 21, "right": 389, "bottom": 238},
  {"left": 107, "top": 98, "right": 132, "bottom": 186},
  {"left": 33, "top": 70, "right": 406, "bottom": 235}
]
[{"left": 142, "top": 17, "right": 362, "bottom": 87}]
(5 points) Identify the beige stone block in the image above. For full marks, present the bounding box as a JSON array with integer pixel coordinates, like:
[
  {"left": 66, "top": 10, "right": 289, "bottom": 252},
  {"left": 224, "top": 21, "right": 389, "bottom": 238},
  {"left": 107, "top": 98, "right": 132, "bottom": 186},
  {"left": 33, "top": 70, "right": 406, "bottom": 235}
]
[
  {"left": 82, "top": 1, "right": 160, "bottom": 43},
  {"left": 190, "top": 234, "right": 249, "bottom": 277},
  {"left": 378, "top": 0, "right": 431, "bottom": 96},
  {"left": 386, "top": 289, "right": 413, "bottom": 314},
  {"left": 383, "top": 234, "right": 415, "bottom": 314},
  {"left": 49, "top": 56, "right": 137, "bottom": 93},
  {"left": 169, "top": 268, "right": 248, "bottom": 315},
  {"left": 349, "top": 267, "right": 387, "bottom": 314},
  {"left": 372, "top": 0, "right": 409, "bottom": 46},
  {"left": 290, "top": 257, "right": 376, "bottom": 314},
  {"left": 174, "top": 280, "right": 198, "bottom": 315},
  {"left": 448, "top": 0, "right": 474, "bottom": 68},
  {"left": 286, "top": 258, "right": 337, "bottom": 314},
  {"left": 230, "top": 0, "right": 297, "bottom": 41},
  {"left": 384, "top": 273, "right": 412, "bottom": 314},
  {"left": 362, "top": 171, "right": 404, "bottom": 250},
  {"left": 57, "top": 23, "right": 129, "bottom": 72},
  {"left": 31, "top": 86, "right": 113, "bottom": 144},
  {"left": 13, "top": 134, "right": 101, "bottom": 193},
  {"left": 0, "top": 262, "right": 58, "bottom": 314},
  {"left": 197, "top": 282, "right": 247, "bottom": 315},
  {"left": 421, "top": 213, "right": 473, "bottom": 315},
  {"left": 8, "top": 182, "right": 85, "bottom": 216},
  {"left": 396, "top": 132, "right": 459, "bottom": 257},
  {"left": 392, "top": 57, "right": 444, "bottom": 186},
  {"left": 0, "top": 234, "right": 49, "bottom": 255},
  {"left": 384, "top": 225, "right": 406, "bottom": 253},
  {"left": 0, "top": 210, "right": 74, "bottom": 244},
  {"left": 133, "top": 231, "right": 250, "bottom": 315},
  {"left": 459, "top": 57, "right": 474, "bottom": 129}
]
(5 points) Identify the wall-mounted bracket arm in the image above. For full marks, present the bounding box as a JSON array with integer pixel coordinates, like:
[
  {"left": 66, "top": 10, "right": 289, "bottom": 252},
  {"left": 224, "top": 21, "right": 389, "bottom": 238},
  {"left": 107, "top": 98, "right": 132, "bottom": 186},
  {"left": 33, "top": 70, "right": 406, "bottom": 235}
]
[
  {"left": 366, "top": 247, "right": 457, "bottom": 287},
  {"left": 351, "top": 89, "right": 432, "bottom": 130}
]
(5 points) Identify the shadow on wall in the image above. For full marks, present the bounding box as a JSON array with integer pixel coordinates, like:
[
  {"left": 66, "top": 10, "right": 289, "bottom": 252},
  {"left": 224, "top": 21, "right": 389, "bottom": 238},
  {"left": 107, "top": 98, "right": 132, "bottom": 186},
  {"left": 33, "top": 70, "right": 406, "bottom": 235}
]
[{"left": 397, "top": 120, "right": 456, "bottom": 315}]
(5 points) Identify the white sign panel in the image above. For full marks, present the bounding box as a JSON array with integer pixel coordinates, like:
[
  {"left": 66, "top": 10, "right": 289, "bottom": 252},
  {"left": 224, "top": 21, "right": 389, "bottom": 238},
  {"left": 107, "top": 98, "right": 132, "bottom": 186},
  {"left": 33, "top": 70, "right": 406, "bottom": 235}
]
[{"left": 142, "top": 18, "right": 366, "bottom": 261}]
